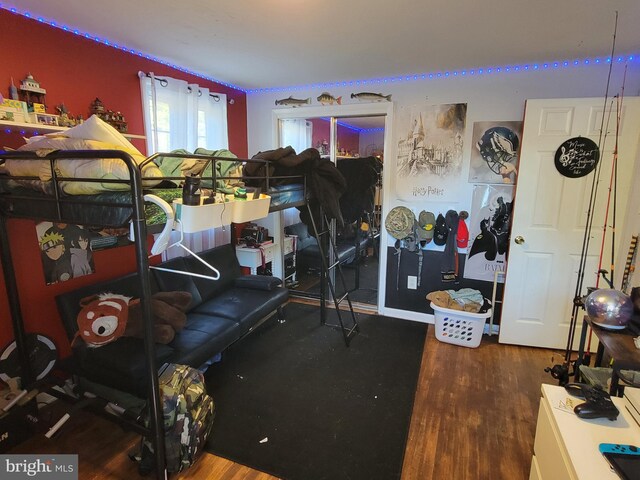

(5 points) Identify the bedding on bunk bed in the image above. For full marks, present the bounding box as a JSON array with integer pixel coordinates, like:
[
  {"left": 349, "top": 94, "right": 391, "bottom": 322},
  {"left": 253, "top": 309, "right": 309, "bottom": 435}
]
[
  {"left": 244, "top": 146, "right": 345, "bottom": 223},
  {"left": 3, "top": 115, "right": 163, "bottom": 195},
  {"left": 0, "top": 117, "right": 308, "bottom": 228}
]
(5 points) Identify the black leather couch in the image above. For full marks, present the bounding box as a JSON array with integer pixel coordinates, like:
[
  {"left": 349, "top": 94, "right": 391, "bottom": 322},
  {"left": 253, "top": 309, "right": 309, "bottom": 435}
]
[
  {"left": 285, "top": 221, "right": 370, "bottom": 271},
  {"left": 56, "top": 243, "right": 289, "bottom": 398}
]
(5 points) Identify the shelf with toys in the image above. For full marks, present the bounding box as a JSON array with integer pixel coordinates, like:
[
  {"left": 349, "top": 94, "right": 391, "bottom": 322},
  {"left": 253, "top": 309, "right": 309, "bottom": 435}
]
[
  {"left": 0, "top": 119, "right": 146, "bottom": 140},
  {"left": 1, "top": 75, "right": 145, "bottom": 140}
]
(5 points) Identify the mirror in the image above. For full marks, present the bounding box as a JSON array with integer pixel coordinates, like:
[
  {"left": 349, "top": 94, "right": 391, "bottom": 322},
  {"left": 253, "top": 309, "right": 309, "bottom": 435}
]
[{"left": 279, "top": 114, "right": 385, "bottom": 308}]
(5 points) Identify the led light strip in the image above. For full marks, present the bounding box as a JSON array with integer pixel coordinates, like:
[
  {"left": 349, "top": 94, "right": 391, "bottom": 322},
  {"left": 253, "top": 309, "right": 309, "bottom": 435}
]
[
  {"left": 2, "top": 4, "right": 637, "bottom": 96},
  {"left": 315, "top": 117, "right": 386, "bottom": 133},
  {"left": 249, "top": 55, "right": 637, "bottom": 94},
  {"left": 1, "top": 5, "right": 247, "bottom": 92},
  {"left": 3, "top": 128, "right": 41, "bottom": 135}
]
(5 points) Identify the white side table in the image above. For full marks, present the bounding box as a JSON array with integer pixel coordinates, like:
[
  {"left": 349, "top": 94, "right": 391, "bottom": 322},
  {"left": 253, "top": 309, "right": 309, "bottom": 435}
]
[
  {"left": 530, "top": 383, "right": 640, "bottom": 480},
  {"left": 235, "top": 237, "right": 294, "bottom": 275}
]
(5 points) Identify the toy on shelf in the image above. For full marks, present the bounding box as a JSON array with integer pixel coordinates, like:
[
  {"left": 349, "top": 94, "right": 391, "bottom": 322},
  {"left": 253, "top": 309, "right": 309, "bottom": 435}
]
[
  {"left": 0, "top": 98, "right": 30, "bottom": 123},
  {"left": 56, "top": 103, "right": 82, "bottom": 127},
  {"left": 90, "top": 97, "right": 127, "bottom": 133},
  {"left": 18, "top": 73, "right": 47, "bottom": 110}
]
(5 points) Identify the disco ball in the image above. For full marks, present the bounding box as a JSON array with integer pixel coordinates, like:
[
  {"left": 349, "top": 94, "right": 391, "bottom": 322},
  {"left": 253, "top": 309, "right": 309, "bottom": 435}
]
[{"left": 585, "top": 289, "right": 634, "bottom": 330}]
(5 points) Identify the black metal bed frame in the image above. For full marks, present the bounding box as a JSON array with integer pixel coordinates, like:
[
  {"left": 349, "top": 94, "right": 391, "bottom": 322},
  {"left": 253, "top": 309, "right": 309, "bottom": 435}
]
[{"left": 0, "top": 149, "right": 306, "bottom": 478}]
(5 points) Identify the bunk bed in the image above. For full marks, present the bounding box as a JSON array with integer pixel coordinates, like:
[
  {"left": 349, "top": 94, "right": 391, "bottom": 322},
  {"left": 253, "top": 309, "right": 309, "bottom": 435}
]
[
  {"left": 0, "top": 124, "right": 373, "bottom": 470},
  {"left": 0, "top": 146, "right": 311, "bottom": 478}
]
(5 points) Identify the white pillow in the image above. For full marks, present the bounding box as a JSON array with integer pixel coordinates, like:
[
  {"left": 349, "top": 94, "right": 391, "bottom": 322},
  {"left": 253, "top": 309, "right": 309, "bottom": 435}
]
[
  {"left": 11, "top": 137, "right": 162, "bottom": 195},
  {"left": 63, "top": 114, "right": 139, "bottom": 152}
]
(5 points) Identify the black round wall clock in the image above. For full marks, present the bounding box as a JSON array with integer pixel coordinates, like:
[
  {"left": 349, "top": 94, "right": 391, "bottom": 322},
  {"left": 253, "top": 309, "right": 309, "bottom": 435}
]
[{"left": 554, "top": 137, "right": 600, "bottom": 178}]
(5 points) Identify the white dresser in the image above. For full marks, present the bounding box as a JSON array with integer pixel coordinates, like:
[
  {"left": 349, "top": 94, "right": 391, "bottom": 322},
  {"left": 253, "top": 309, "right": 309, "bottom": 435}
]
[{"left": 530, "top": 384, "right": 640, "bottom": 480}]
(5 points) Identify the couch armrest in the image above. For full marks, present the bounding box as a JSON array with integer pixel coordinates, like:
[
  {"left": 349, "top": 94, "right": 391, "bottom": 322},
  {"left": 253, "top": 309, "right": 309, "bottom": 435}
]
[{"left": 234, "top": 275, "right": 282, "bottom": 291}]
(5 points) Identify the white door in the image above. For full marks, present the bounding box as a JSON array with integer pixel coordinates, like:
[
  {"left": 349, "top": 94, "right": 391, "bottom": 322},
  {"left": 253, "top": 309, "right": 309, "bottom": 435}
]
[{"left": 499, "top": 97, "right": 640, "bottom": 349}]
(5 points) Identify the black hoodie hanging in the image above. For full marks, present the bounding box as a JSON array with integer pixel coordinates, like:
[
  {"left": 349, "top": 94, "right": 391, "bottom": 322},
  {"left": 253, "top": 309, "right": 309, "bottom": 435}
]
[
  {"left": 433, "top": 213, "right": 448, "bottom": 246},
  {"left": 441, "top": 210, "right": 459, "bottom": 283}
]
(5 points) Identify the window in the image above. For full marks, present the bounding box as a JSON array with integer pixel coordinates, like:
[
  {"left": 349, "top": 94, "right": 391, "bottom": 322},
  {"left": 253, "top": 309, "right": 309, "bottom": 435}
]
[
  {"left": 279, "top": 118, "right": 313, "bottom": 154},
  {"left": 139, "top": 72, "right": 228, "bottom": 154},
  {"left": 139, "top": 72, "right": 231, "bottom": 259}
]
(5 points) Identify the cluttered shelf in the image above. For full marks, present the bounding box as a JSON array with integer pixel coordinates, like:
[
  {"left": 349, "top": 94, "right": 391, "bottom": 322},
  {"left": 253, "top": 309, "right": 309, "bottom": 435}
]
[
  {"left": 576, "top": 314, "right": 640, "bottom": 396},
  {"left": 0, "top": 119, "right": 146, "bottom": 140}
]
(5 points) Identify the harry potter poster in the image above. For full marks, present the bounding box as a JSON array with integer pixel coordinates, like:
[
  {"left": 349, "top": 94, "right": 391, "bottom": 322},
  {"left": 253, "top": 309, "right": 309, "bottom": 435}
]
[{"left": 395, "top": 103, "right": 466, "bottom": 202}]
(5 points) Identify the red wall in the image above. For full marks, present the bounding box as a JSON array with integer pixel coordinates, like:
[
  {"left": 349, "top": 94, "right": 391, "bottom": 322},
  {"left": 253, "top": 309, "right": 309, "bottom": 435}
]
[
  {"left": 309, "top": 118, "right": 360, "bottom": 155},
  {"left": 0, "top": 10, "right": 248, "bottom": 357}
]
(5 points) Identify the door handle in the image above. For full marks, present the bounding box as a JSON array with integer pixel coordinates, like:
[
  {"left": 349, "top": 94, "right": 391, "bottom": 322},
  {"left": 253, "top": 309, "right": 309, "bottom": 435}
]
[{"left": 514, "top": 235, "right": 525, "bottom": 245}]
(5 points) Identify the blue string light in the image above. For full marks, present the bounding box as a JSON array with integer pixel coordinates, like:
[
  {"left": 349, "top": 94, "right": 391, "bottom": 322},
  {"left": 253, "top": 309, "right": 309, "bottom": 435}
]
[
  {"left": 3, "top": 5, "right": 638, "bottom": 96},
  {"left": 2, "top": 5, "right": 247, "bottom": 92}
]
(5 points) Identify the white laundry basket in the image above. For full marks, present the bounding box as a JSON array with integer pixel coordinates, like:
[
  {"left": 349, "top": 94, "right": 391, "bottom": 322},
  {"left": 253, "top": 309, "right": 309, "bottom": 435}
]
[{"left": 431, "top": 302, "right": 491, "bottom": 348}]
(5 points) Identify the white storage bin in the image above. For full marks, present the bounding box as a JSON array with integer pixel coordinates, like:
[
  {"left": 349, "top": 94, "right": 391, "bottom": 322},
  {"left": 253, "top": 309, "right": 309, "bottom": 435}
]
[
  {"left": 231, "top": 194, "right": 271, "bottom": 223},
  {"left": 173, "top": 198, "right": 233, "bottom": 232},
  {"left": 430, "top": 302, "right": 491, "bottom": 348}
]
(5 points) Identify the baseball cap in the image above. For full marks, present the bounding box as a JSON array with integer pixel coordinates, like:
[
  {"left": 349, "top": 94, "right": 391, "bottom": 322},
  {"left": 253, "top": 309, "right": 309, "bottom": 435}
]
[{"left": 418, "top": 211, "right": 436, "bottom": 245}]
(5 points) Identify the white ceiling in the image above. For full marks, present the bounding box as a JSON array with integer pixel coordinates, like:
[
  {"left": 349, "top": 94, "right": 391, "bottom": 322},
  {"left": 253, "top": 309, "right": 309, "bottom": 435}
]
[{"left": 6, "top": 1, "right": 640, "bottom": 91}]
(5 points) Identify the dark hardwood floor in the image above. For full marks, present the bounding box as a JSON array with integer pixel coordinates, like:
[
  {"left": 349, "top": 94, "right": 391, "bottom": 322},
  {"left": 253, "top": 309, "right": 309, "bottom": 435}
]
[{"left": 10, "top": 310, "right": 562, "bottom": 480}]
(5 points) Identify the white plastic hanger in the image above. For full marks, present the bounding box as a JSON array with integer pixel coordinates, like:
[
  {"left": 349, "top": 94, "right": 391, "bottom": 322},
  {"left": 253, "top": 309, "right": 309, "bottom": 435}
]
[{"left": 131, "top": 194, "right": 220, "bottom": 281}]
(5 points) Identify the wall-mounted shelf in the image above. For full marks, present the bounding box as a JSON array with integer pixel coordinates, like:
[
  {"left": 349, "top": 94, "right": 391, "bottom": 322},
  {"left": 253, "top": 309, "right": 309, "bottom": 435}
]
[{"left": 0, "top": 120, "right": 146, "bottom": 140}]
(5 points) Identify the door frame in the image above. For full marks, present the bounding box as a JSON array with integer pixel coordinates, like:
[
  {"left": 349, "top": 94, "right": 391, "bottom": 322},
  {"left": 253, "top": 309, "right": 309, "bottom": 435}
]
[{"left": 272, "top": 102, "right": 394, "bottom": 311}]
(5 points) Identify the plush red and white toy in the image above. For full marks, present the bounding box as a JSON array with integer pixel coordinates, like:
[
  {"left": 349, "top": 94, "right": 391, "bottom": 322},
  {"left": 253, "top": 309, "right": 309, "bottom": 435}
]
[{"left": 75, "top": 291, "right": 192, "bottom": 348}]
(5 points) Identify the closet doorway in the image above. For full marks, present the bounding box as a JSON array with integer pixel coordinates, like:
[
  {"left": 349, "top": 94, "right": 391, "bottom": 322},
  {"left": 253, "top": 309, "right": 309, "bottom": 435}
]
[{"left": 273, "top": 103, "right": 392, "bottom": 311}]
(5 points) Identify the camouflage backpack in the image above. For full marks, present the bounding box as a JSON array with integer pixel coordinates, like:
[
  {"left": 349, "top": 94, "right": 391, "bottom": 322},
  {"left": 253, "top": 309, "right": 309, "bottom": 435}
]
[{"left": 135, "top": 363, "right": 216, "bottom": 474}]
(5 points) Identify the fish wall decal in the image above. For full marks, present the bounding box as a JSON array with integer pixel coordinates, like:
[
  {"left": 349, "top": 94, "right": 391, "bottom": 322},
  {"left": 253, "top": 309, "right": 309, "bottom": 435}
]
[
  {"left": 317, "top": 92, "right": 342, "bottom": 105},
  {"left": 351, "top": 92, "right": 392, "bottom": 102},
  {"left": 275, "top": 96, "right": 311, "bottom": 107}
]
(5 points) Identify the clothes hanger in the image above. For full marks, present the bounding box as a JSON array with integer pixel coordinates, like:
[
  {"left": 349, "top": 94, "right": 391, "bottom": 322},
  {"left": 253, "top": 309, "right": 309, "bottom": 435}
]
[{"left": 131, "top": 194, "right": 220, "bottom": 281}]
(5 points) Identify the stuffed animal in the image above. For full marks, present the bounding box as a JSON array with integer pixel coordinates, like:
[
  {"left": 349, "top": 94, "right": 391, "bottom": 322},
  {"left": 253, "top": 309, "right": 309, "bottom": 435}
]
[{"left": 75, "top": 291, "right": 192, "bottom": 347}]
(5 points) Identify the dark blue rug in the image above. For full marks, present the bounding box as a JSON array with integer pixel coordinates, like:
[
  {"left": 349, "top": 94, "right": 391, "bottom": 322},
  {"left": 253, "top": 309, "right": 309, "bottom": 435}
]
[{"left": 205, "top": 302, "right": 427, "bottom": 480}]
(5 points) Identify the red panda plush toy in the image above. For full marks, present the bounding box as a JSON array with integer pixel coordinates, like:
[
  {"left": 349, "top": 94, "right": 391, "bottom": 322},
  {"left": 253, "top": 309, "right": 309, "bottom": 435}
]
[{"left": 75, "top": 291, "right": 192, "bottom": 347}]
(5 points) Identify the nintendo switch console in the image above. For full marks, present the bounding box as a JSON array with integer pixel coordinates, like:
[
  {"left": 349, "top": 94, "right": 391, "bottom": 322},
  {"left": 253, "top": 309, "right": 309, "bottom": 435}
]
[{"left": 599, "top": 443, "right": 640, "bottom": 480}]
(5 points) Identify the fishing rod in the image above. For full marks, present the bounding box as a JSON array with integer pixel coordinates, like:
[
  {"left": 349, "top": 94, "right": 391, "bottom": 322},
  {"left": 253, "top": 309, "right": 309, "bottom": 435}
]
[
  {"left": 610, "top": 66, "right": 626, "bottom": 286},
  {"left": 581, "top": 63, "right": 627, "bottom": 360},
  {"left": 547, "top": 11, "right": 619, "bottom": 384}
]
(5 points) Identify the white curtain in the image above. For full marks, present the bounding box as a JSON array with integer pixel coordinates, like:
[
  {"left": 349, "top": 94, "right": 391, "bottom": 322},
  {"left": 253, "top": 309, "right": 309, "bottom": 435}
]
[
  {"left": 279, "top": 119, "right": 312, "bottom": 153},
  {"left": 140, "top": 72, "right": 230, "bottom": 256},
  {"left": 139, "top": 72, "right": 228, "bottom": 154},
  {"left": 198, "top": 86, "right": 228, "bottom": 150}
]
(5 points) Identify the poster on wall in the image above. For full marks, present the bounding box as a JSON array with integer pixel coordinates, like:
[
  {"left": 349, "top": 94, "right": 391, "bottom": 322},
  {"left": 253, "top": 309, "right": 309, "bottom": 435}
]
[
  {"left": 395, "top": 103, "right": 466, "bottom": 202},
  {"left": 463, "top": 185, "right": 514, "bottom": 283},
  {"left": 468, "top": 121, "right": 523, "bottom": 185},
  {"left": 36, "top": 222, "right": 96, "bottom": 285}
]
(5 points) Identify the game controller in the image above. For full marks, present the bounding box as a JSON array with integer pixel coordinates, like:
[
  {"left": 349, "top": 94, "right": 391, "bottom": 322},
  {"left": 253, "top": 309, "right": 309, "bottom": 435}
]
[
  {"left": 599, "top": 443, "right": 640, "bottom": 455},
  {"left": 564, "top": 382, "right": 620, "bottom": 421}
]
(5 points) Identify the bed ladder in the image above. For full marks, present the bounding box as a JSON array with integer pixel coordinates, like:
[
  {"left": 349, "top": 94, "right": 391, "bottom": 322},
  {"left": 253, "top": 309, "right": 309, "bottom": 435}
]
[{"left": 306, "top": 204, "right": 360, "bottom": 346}]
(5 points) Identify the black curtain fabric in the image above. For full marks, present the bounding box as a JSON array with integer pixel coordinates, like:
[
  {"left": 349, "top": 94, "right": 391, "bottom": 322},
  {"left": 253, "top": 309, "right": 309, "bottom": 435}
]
[{"left": 337, "top": 156, "right": 382, "bottom": 224}]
